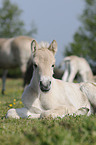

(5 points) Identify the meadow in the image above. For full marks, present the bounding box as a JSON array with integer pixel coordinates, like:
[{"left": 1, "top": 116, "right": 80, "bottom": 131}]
[{"left": 0, "top": 78, "right": 96, "bottom": 145}]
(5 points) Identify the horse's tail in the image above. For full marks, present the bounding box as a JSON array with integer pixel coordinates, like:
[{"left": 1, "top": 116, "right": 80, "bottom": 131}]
[
  {"left": 80, "top": 82, "right": 96, "bottom": 108},
  {"left": 64, "top": 59, "right": 71, "bottom": 74},
  {"left": 64, "top": 56, "right": 71, "bottom": 61}
]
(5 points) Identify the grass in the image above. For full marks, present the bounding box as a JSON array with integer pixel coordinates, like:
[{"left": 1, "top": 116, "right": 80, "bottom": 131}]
[{"left": 0, "top": 79, "right": 96, "bottom": 145}]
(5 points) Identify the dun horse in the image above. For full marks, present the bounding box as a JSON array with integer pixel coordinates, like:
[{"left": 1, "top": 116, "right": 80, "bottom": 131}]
[
  {"left": 6, "top": 40, "right": 96, "bottom": 119},
  {"left": 59, "top": 55, "right": 94, "bottom": 82},
  {"left": 0, "top": 36, "right": 34, "bottom": 94}
]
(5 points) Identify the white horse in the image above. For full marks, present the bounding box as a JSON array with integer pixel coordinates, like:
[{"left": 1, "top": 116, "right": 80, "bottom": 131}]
[
  {"left": 59, "top": 55, "right": 94, "bottom": 82},
  {"left": 6, "top": 40, "right": 96, "bottom": 119},
  {"left": 0, "top": 36, "right": 34, "bottom": 94}
]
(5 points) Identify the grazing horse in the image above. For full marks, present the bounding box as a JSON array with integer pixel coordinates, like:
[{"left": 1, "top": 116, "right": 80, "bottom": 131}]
[
  {"left": 0, "top": 36, "right": 34, "bottom": 94},
  {"left": 6, "top": 40, "right": 96, "bottom": 119},
  {"left": 59, "top": 55, "right": 94, "bottom": 82}
]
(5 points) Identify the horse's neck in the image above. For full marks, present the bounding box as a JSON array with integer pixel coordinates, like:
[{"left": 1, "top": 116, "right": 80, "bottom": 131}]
[{"left": 30, "top": 71, "right": 40, "bottom": 93}]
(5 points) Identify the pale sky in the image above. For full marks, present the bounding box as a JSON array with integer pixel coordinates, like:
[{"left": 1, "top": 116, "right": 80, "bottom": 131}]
[{"left": 0, "top": 0, "right": 84, "bottom": 65}]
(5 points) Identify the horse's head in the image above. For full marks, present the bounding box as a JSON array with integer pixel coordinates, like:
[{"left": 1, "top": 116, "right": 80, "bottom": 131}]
[{"left": 31, "top": 40, "right": 57, "bottom": 92}]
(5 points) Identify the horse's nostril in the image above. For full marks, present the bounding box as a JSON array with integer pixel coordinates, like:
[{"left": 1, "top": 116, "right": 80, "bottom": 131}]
[{"left": 40, "top": 80, "right": 51, "bottom": 92}]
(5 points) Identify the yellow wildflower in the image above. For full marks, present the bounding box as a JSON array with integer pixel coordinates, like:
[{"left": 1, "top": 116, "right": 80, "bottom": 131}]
[
  {"left": 13, "top": 102, "right": 16, "bottom": 105},
  {"left": 13, "top": 99, "right": 16, "bottom": 102},
  {"left": 9, "top": 104, "right": 13, "bottom": 107}
]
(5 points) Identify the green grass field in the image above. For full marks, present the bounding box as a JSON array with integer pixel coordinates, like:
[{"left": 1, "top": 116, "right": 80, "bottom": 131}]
[{"left": 0, "top": 78, "right": 96, "bottom": 145}]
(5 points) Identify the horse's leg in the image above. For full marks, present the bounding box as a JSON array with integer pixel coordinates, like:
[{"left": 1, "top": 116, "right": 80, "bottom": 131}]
[
  {"left": 68, "top": 71, "right": 77, "bottom": 82},
  {"left": 2, "top": 69, "right": 8, "bottom": 94},
  {"left": 80, "top": 72, "right": 88, "bottom": 82},
  {"left": 62, "top": 70, "right": 69, "bottom": 81},
  {"left": 62, "top": 61, "right": 70, "bottom": 81},
  {"left": 40, "top": 105, "right": 90, "bottom": 118},
  {"left": 6, "top": 107, "right": 40, "bottom": 119},
  {"left": 20, "top": 64, "right": 26, "bottom": 76},
  {"left": 20, "top": 63, "right": 27, "bottom": 82}
]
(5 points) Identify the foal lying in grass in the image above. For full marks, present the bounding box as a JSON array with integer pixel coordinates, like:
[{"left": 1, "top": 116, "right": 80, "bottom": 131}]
[{"left": 6, "top": 40, "right": 96, "bottom": 119}]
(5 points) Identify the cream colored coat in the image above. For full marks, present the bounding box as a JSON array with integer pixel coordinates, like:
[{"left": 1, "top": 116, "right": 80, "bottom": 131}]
[
  {"left": 0, "top": 36, "right": 34, "bottom": 94},
  {"left": 6, "top": 40, "right": 96, "bottom": 119},
  {"left": 0, "top": 36, "right": 34, "bottom": 72},
  {"left": 59, "top": 56, "right": 94, "bottom": 82}
]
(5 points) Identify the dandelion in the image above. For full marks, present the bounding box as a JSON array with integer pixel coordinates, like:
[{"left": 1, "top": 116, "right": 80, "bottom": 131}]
[
  {"left": 13, "top": 99, "right": 16, "bottom": 102},
  {"left": 13, "top": 102, "right": 16, "bottom": 105},
  {"left": 9, "top": 104, "right": 13, "bottom": 107}
]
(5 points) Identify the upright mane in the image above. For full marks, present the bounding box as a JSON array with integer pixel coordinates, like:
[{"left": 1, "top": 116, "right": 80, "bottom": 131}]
[{"left": 38, "top": 41, "right": 50, "bottom": 49}]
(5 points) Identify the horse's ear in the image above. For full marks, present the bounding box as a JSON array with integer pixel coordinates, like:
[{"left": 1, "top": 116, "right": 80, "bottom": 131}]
[
  {"left": 31, "top": 40, "right": 38, "bottom": 53},
  {"left": 48, "top": 40, "right": 57, "bottom": 55}
]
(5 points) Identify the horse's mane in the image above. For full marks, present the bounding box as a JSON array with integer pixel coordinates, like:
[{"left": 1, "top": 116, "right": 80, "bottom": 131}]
[{"left": 38, "top": 41, "right": 49, "bottom": 49}]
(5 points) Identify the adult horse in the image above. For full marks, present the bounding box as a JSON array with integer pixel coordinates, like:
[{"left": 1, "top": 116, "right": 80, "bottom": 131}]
[
  {"left": 0, "top": 36, "right": 34, "bottom": 94},
  {"left": 6, "top": 40, "right": 96, "bottom": 119},
  {"left": 59, "top": 55, "right": 94, "bottom": 82}
]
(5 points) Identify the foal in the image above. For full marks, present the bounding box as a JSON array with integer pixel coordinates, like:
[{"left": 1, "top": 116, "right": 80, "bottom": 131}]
[
  {"left": 59, "top": 55, "right": 94, "bottom": 82},
  {"left": 6, "top": 40, "right": 96, "bottom": 119}
]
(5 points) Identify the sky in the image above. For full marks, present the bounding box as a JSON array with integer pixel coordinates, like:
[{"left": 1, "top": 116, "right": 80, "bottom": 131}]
[{"left": 0, "top": 0, "right": 84, "bottom": 65}]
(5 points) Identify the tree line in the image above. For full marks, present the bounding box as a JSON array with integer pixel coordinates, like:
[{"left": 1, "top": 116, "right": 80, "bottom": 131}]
[
  {"left": 0, "top": 0, "right": 96, "bottom": 75},
  {"left": 0, "top": 0, "right": 37, "bottom": 38},
  {"left": 64, "top": 0, "right": 96, "bottom": 74}
]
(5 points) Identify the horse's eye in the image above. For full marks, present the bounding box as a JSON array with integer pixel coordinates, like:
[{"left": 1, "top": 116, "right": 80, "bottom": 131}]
[
  {"left": 52, "top": 64, "right": 55, "bottom": 68},
  {"left": 34, "top": 63, "right": 37, "bottom": 68}
]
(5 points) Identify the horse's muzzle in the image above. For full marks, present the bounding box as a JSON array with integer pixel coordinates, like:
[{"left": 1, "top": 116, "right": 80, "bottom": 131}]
[{"left": 40, "top": 81, "right": 51, "bottom": 92}]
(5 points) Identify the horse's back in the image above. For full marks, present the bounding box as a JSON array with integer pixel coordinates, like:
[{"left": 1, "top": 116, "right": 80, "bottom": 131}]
[
  {"left": 11, "top": 36, "right": 34, "bottom": 50},
  {"left": 50, "top": 78, "right": 90, "bottom": 110},
  {"left": 11, "top": 36, "right": 34, "bottom": 60}
]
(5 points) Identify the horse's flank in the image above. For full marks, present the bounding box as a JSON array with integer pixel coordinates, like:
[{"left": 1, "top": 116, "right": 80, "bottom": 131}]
[
  {"left": 0, "top": 36, "right": 34, "bottom": 94},
  {"left": 0, "top": 36, "right": 34, "bottom": 70}
]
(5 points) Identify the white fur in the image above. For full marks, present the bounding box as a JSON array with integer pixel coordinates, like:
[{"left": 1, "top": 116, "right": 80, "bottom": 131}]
[
  {"left": 59, "top": 55, "right": 94, "bottom": 82},
  {"left": 6, "top": 41, "right": 96, "bottom": 119},
  {"left": 38, "top": 41, "right": 49, "bottom": 49}
]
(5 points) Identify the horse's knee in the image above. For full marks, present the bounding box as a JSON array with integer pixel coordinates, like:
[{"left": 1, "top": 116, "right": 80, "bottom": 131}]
[{"left": 6, "top": 108, "right": 20, "bottom": 119}]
